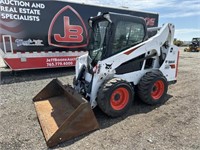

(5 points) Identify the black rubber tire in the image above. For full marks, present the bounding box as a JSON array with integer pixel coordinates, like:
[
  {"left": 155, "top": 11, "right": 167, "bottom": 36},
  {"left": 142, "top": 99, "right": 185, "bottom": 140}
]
[
  {"left": 137, "top": 71, "right": 168, "bottom": 105},
  {"left": 97, "top": 78, "right": 134, "bottom": 117}
]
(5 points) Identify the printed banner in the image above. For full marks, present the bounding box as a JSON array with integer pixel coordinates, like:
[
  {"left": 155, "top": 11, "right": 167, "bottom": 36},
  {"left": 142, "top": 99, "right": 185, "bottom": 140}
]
[{"left": 0, "top": 0, "right": 159, "bottom": 53}]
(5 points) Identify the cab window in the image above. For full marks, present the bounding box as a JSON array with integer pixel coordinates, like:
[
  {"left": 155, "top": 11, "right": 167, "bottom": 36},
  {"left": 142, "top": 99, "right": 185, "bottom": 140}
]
[{"left": 112, "top": 21, "right": 145, "bottom": 55}]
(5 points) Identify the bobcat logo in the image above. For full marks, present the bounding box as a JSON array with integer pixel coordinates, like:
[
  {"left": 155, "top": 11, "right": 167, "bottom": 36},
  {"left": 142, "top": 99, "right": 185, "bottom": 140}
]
[{"left": 105, "top": 63, "right": 113, "bottom": 69}]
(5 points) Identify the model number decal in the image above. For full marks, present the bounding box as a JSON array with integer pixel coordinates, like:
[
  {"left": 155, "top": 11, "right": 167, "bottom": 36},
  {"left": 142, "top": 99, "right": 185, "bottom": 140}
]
[{"left": 168, "top": 60, "right": 175, "bottom": 64}]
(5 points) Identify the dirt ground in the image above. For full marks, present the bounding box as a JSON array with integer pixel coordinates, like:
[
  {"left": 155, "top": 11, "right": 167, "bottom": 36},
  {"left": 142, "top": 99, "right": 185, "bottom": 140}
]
[{"left": 0, "top": 47, "right": 200, "bottom": 150}]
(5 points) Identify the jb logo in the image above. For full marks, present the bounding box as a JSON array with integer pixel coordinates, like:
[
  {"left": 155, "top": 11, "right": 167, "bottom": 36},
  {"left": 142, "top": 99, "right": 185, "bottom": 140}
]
[
  {"left": 54, "top": 16, "right": 83, "bottom": 43},
  {"left": 48, "top": 5, "right": 88, "bottom": 48}
]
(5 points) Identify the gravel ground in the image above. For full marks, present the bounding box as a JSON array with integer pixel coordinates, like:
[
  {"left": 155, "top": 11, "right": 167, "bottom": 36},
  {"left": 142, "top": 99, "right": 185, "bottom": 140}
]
[{"left": 0, "top": 47, "right": 200, "bottom": 150}]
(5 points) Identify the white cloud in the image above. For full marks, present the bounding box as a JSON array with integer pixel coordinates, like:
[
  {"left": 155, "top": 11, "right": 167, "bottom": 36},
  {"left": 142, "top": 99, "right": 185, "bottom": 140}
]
[
  {"left": 115, "top": 0, "right": 175, "bottom": 9},
  {"left": 63, "top": 0, "right": 200, "bottom": 18},
  {"left": 63, "top": 0, "right": 174, "bottom": 9},
  {"left": 175, "top": 28, "right": 200, "bottom": 41},
  {"left": 162, "top": 11, "right": 200, "bottom": 18},
  {"left": 176, "top": 28, "right": 200, "bottom": 34},
  {"left": 161, "top": 0, "right": 200, "bottom": 18}
]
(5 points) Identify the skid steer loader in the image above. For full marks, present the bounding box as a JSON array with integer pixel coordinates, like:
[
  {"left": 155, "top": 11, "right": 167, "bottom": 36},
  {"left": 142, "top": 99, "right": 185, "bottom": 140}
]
[
  {"left": 184, "top": 37, "right": 200, "bottom": 52},
  {"left": 33, "top": 12, "right": 179, "bottom": 147}
]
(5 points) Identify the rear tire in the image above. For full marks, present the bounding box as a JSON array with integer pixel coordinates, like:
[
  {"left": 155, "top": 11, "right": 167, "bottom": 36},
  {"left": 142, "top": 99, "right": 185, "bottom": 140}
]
[
  {"left": 138, "top": 71, "right": 168, "bottom": 105},
  {"left": 97, "top": 78, "right": 134, "bottom": 117}
]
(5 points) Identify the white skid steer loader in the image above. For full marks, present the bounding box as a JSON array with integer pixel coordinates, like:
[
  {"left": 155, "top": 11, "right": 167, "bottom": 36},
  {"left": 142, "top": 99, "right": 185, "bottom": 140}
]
[{"left": 33, "top": 12, "right": 179, "bottom": 147}]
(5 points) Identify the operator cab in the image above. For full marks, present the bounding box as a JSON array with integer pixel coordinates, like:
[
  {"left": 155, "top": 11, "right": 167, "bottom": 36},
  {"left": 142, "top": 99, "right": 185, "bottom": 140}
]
[
  {"left": 191, "top": 38, "right": 200, "bottom": 46},
  {"left": 88, "top": 12, "right": 147, "bottom": 67}
]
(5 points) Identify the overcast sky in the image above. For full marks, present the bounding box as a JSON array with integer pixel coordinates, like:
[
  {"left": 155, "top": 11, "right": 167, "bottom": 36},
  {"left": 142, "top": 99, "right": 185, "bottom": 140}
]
[{"left": 65, "top": 0, "right": 200, "bottom": 41}]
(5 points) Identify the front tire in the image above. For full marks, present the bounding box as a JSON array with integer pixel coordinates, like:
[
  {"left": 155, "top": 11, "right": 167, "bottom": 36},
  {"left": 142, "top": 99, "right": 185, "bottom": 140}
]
[
  {"left": 138, "top": 71, "right": 168, "bottom": 105},
  {"left": 97, "top": 78, "right": 134, "bottom": 117}
]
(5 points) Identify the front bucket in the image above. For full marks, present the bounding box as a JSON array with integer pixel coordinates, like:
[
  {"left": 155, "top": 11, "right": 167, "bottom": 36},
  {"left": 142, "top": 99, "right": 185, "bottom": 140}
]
[{"left": 33, "top": 79, "right": 99, "bottom": 147}]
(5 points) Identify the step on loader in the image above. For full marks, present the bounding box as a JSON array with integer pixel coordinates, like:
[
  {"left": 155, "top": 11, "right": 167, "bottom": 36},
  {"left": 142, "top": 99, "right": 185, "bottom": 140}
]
[{"left": 33, "top": 12, "right": 179, "bottom": 147}]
